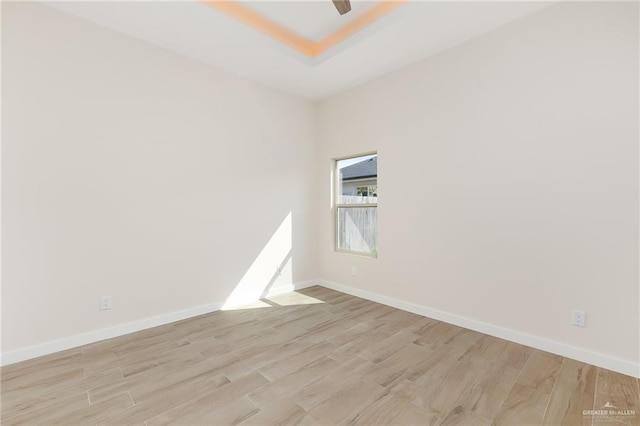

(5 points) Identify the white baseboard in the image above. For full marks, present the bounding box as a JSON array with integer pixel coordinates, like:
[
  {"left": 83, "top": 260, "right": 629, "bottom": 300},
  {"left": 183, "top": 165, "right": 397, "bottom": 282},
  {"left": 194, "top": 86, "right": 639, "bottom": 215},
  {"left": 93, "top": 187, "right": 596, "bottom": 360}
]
[
  {"left": 0, "top": 280, "right": 318, "bottom": 367},
  {"left": 317, "top": 279, "right": 640, "bottom": 378}
]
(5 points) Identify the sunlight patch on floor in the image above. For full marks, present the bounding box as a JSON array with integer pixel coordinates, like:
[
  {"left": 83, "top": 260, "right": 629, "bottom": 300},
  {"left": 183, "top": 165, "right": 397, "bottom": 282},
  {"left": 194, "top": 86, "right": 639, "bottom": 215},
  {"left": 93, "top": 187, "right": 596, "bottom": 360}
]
[
  {"left": 266, "top": 292, "right": 325, "bottom": 306},
  {"left": 223, "top": 291, "right": 325, "bottom": 311}
]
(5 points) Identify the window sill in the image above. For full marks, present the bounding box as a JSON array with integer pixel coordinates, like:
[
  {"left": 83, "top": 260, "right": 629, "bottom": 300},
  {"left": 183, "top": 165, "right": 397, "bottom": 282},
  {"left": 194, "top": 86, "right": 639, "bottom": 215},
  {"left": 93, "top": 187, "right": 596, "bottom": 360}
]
[{"left": 334, "top": 249, "right": 378, "bottom": 259}]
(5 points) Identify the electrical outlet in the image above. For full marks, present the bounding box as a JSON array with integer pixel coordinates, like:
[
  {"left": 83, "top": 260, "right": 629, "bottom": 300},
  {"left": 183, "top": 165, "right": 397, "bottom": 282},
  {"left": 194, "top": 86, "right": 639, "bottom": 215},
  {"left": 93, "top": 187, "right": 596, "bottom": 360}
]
[
  {"left": 571, "top": 309, "right": 586, "bottom": 327},
  {"left": 100, "top": 296, "right": 112, "bottom": 311},
  {"left": 351, "top": 266, "right": 357, "bottom": 276}
]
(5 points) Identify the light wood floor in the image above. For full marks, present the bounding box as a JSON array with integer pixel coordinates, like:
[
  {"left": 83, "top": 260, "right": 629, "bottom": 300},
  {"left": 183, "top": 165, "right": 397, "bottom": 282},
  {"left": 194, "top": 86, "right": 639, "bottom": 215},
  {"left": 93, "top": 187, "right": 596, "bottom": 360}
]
[{"left": 2, "top": 286, "right": 638, "bottom": 425}]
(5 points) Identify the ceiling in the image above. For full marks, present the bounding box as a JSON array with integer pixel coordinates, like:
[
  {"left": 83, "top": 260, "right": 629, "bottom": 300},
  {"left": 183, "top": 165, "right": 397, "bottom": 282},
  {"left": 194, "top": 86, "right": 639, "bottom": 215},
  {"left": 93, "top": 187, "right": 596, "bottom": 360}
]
[{"left": 45, "top": 1, "right": 553, "bottom": 100}]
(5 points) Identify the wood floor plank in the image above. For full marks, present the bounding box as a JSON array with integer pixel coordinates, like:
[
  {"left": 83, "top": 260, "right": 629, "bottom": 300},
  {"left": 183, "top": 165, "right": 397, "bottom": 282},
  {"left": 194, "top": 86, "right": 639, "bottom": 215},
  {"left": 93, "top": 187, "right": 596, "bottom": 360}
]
[
  {"left": 493, "top": 383, "right": 554, "bottom": 426},
  {"left": 96, "top": 372, "right": 230, "bottom": 425},
  {"left": 273, "top": 309, "right": 334, "bottom": 333},
  {"left": 329, "top": 296, "right": 376, "bottom": 313},
  {"left": 360, "top": 329, "right": 421, "bottom": 364},
  {"left": 290, "top": 357, "right": 378, "bottom": 412},
  {"left": 118, "top": 338, "right": 213, "bottom": 378},
  {"left": 346, "top": 304, "right": 396, "bottom": 324},
  {"left": 449, "top": 342, "right": 532, "bottom": 420},
  {"left": 145, "top": 372, "right": 268, "bottom": 425},
  {"left": 296, "top": 317, "right": 360, "bottom": 342},
  {"left": 358, "top": 343, "right": 431, "bottom": 387},
  {"left": 412, "top": 349, "right": 487, "bottom": 419},
  {"left": 450, "top": 362, "right": 520, "bottom": 420},
  {"left": 1, "top": 386, "right": 88, "bottom": 423},
  {"left": 86, "top": 368, "right": 128, "bottom": 404},
  {"left": 405, "top": 316, "right": 440, "bottom": 335},
  {"left": 375, "top": 308, "right": 424, "bottom": 329},
  {"left": 239, "top": 399, "right": 307, "bottom": 426},
  {"left": 458, "top": 334, "right": 510, "bottom": 367},
  {"left": 258, "top": 341, "right": 339, "bottom": 381},
  {"left": 41, "top": 392, "right": 134, "bottom": 426},
  {"left": 328, "top": 325, "right": 395, "bottom": 363},
  {"left": 248, "top": 356, "right": 339, "bottom": 407},
  {"left": 344, "top": 392, "right": 438, "bottom": 425},
  {"left": 189, "top": 396, "right": 260, "bottom": 426},
  {"left": 541, "top": 358, "right": 597, "bottom": 426},
  {"left": 127, "top": 357, "right": 233, "bottom": 402},
  {"left": 1, "top": 286, "right": 633, "bottom": 425},
  {"left": 222, "top": 335, "right": 297, "bottom": 377},
  {"left": 516, "top": 350, "right": 563, "bottom": 392},
  {"left": 439, "top": 407, "right": 492, "bottom": 426},
  {"left": 3, "top": 391, "right": 129, "bottom": 426},
  {"left": 413, "top": 321, "right": 464, "bottom": 350},
  {"left": 328, "top": 319, "right": 385, "bottom": 347},
  {"left": 592, "top": 368, "right": 640, "bottom": 426},
  {"left": 1, "top": 363, "right": 85, "bottom": 393},
  {"left": 304, "top": 376, "right": 387, "bottom": 424}
]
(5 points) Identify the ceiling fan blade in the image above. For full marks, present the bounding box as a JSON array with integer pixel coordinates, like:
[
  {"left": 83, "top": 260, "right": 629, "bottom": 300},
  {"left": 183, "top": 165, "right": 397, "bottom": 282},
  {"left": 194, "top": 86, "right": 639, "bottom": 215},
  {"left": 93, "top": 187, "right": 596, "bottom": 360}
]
[{"left": 332, "top": 0, "right": 351, "bottom": 15}]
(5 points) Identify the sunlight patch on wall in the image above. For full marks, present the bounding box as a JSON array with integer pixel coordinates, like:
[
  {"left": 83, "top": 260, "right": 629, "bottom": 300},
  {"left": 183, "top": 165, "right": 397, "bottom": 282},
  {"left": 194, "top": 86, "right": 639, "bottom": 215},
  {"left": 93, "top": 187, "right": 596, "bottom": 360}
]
[{"left": 222, "top": 211, "right": 293, "bottom": 310}]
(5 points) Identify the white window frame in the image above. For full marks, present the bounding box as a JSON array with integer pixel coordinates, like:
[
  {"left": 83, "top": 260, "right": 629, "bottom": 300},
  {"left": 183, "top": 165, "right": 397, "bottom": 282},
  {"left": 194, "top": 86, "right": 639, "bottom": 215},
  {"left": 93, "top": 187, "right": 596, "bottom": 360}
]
[{"left": 334, "top": 152, "right": 378, "bottom": 257}]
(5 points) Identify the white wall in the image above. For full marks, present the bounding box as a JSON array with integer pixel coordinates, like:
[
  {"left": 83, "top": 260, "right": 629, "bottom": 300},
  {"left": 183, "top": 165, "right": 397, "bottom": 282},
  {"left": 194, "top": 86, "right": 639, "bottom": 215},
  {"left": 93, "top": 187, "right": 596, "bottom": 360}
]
[
  {"left": 317, "top": 2, "right": 639, "bottom": 374},
  {"left": 2, "top": 3, "right": 317, "bottom": 357}
]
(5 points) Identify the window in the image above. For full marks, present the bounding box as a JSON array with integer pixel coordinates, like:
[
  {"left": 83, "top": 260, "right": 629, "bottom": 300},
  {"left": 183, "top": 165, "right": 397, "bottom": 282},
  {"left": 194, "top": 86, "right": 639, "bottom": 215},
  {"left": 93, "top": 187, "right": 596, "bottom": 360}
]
[{"left": 335, "top": 153, "right": 377, "bottom": 256}]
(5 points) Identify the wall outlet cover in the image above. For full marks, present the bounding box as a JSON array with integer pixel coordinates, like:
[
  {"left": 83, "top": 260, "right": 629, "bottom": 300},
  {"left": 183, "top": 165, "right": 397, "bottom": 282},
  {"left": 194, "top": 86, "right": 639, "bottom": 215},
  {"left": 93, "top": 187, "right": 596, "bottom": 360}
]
[{"left": 100, "top": 296, "right": 112, "bottom": 311}]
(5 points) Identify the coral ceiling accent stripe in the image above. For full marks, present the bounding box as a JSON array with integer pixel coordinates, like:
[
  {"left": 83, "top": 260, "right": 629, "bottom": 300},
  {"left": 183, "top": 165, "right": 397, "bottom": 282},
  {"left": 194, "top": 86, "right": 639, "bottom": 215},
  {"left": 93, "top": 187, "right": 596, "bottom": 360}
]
[
  {"left": 200, "top": 0, "right": 407, "bottom": 58},
  {"left": 316, "top": 0, "right": 406, "bottom": 54},
  {"left": 201, "top": 0, "right": 315, "bottom": 56}
]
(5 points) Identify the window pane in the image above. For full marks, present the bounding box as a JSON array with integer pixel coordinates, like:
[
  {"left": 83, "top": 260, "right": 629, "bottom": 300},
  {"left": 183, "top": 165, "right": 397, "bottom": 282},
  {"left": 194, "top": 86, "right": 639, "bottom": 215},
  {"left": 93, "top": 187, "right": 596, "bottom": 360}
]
[
  {"left": 337, "top": 155, "right": 377, "bottom": 204},
  {"left": 337, "top": 207, "right": 377, "bottom": 255}
]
